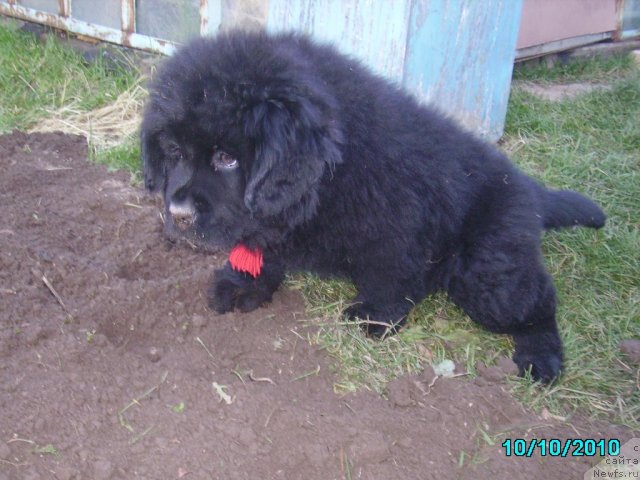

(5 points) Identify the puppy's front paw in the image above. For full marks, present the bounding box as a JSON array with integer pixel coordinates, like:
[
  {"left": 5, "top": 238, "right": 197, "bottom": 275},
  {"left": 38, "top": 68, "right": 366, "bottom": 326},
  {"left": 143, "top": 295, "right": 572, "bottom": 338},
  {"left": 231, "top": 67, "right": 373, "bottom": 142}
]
[
  {"left": 207, "top": 266, "right": 275, "bottom": 314},
  {"left": 344, "top": 303, "right": 407, "bottom": 338},
  {"left": 208, "top": 276, "right": 240, "bottom": 314}
]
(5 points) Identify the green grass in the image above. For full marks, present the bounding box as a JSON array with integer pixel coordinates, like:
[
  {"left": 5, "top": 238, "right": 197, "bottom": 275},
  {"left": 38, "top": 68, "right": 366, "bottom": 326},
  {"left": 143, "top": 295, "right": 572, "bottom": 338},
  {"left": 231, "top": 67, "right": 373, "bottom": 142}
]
[
  {"left": 90, "top": 133, "right": 142, "bottom": 179},
  {"left": 502, "top": 71, "right": 640, "bottom": 427},
  {"left": 0, "top": 22, "right": 138, "bottom": 133},
  {"left": 513, "top": 53, "right": 636, "bottom": 83},
  {"left": 1, "top": 22, "right": 637, "bottom": 428}
]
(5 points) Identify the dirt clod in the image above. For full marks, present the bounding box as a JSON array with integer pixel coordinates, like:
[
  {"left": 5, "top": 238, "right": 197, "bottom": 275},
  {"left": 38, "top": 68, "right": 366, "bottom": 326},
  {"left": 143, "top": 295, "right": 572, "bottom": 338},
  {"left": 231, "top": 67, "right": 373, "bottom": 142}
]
[
  {"left": 92, "top": 459, "right": 114, "bottom": 480},
  {"left": 147, "top": 346, "right": 162, "bottom": 363},
  {"left": 0, "top": 442, "right": 10, "bottom": 460},
  {"left": 620, "top": 339, "right": 640, "bottom": 364}
]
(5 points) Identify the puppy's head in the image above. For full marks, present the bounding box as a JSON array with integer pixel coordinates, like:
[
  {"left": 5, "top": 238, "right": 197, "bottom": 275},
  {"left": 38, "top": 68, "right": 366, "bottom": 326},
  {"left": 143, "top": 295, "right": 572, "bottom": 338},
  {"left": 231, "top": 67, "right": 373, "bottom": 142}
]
[{"left": 141, "top": 33, "right": 343, "bottom": 249}]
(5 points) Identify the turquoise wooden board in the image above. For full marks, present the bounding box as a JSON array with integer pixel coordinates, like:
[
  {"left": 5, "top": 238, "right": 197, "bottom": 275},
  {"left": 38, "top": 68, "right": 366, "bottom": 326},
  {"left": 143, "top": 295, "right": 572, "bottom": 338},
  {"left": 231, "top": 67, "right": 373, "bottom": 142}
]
[
  {"left": 267, "top": 0, "right": 412, "bottom": 82},
  {"left": 403, "top": 0, "right": 523, "bottom": 139},
  {"left": 268, "top": 0, "right": 522, "bottom": 140}
]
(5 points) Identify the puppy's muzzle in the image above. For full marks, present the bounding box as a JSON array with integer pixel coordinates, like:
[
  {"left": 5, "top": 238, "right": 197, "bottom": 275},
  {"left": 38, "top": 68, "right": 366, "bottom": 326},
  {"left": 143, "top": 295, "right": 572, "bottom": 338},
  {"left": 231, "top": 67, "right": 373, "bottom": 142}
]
[{"left": 169, "top": 201, "right": 195, "bottom": 231}]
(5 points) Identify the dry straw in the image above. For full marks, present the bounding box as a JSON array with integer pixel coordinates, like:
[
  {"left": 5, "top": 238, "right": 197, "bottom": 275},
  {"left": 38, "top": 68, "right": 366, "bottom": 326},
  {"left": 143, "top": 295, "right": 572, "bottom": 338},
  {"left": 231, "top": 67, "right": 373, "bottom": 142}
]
[{"left": 30, "top": 81, "right": 147, "bottom": 150}]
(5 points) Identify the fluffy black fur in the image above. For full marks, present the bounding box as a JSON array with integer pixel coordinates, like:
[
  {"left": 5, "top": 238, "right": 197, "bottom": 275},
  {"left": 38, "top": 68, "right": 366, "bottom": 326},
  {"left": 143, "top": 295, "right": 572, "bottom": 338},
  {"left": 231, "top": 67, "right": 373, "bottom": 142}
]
[{"left": 141, "top": 31, "right": 606, "bottom": 383}]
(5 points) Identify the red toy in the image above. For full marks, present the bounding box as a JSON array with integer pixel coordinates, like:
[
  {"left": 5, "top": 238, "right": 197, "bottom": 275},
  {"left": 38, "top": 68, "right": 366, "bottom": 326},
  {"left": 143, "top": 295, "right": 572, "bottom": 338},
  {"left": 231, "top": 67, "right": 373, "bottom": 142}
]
[{"left": 229, "top": 244, "right": 263, "bottom": 278}]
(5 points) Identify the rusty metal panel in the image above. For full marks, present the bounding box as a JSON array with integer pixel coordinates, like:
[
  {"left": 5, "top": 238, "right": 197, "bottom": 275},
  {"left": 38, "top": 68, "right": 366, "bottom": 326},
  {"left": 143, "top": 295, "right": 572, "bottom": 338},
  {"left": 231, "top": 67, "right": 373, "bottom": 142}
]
[
  {"left": 517, "top": 0, "right": 617, "bottom": 49},
  {"left": 72, "top": 0, "right": 121, "bottom": 29},
  {"left": 199, "top": 0, "right": 222, "bottom": 35},
  {"left": 58, "top": 0, "right": 69, "bottom": 16},
  {"left": 136, "top": 0, "right": 200, "bottom": 43},
  {"left": 121, "top": 0, "right": 134, "bottom": 32},
  {"left": 17, "top": 0, "right": 57, "bottom": 14},
  {"left": 0, "top": 1, "right": 178, "bottom": 55}
]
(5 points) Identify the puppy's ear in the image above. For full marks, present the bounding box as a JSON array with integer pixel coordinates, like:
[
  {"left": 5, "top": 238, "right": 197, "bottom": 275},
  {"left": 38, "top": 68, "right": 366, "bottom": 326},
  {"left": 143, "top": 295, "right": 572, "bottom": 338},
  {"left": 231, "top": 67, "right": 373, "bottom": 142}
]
[
  {"left": 244, "top": 95, "right": 342, "bottom": 224},
  {"left": 141, "top": 129, "right": 165, "bottom": 193}
]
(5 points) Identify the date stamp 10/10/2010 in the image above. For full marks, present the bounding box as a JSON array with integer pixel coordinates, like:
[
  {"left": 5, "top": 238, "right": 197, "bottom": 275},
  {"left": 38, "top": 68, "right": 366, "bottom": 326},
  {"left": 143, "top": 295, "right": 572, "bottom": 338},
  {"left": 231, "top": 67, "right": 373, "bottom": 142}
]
[
  {"left": 501, "top": 438, "right": 639, "bottom": 478},
  {"left": 502, "top": 438, "right": 620, "bottom": 458}
]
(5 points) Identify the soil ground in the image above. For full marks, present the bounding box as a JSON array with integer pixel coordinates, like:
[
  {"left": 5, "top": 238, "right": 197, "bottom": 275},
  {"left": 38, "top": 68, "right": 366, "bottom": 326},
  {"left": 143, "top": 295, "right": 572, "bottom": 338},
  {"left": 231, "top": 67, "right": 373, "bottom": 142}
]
[
  {"left": 0, "top": 132, "right": 635, "bottom": 479},
  {"left": 515, "top": 81, "right": 613, "bottom": 101}
]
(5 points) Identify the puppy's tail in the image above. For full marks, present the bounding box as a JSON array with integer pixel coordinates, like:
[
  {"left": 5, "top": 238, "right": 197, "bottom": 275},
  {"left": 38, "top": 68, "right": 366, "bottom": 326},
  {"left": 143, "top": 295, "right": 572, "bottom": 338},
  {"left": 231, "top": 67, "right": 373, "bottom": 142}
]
[{"left": 540, "top": 187, "right": 606, "bottom": 230}]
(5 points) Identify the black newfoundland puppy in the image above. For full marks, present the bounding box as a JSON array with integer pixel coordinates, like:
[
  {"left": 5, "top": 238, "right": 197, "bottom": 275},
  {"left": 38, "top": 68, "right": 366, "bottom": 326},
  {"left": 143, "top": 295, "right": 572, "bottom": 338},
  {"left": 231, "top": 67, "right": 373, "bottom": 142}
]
[{"left": 141, "top": 31, "right": 605, "bottom": 383}]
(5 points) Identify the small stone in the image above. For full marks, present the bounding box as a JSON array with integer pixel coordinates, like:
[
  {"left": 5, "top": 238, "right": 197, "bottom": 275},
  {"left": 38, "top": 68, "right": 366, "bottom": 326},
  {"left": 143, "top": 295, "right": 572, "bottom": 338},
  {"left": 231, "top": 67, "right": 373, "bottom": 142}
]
[
  {"left": 93, "top": 459, "right": 114, "bottom": 480},
  {"left": 419, "top": 365, "right": 436, "bottom": 385},
  {"left": 474, "top": 376, "right": 489, "bottom": 387},
  {"left": 396, "top": 437, "right": 413, "bottom": 449},
  {"left": 0, "top": 442, "right": 11, "bottom": 460},
  {"left": 92, "top": 333, "right": 109, "bottom": 347},
  {"left": 620, "top": 339, "right": 640, "bottom": 364},
  {"left": 55, "top": 467, "right": 79, "bottom": 480},
  {"left": 349, "top": 431, "right": 390, "bottom": 464},
  {"left": 23, "top": 469, "right": 41, "bottom": 480},
  {"left": 37, "top": 250, "right": 54, "bottom": 262},
  {"left": 495, "top": 355, "right": 519, "bottom": 376},
  {"left": 191, "top": 315, "right": 207, "bottom": 328},
  {"left": 147, "top": 346, "right": 162, "bottom": 363},
  {"left": 154, "top": 437, "right": 168, "bottom": 449},
  {"left": 33, "top": 418, "right": 47, "bottom": 433},
  {"left": 25, "top": 326, "right": 47, "bottom": 346},
  {"left": 130, "top": 442, "right": 145, "bottom": 455},
  {"left": 476, "top": 361, "right": 503, "bottom": 383},
  {"left": 77, "top": 448, "right": 91, "bottom": 463},
  {"left": 386, "top": 378, "right": 413, "bottom": 407}
]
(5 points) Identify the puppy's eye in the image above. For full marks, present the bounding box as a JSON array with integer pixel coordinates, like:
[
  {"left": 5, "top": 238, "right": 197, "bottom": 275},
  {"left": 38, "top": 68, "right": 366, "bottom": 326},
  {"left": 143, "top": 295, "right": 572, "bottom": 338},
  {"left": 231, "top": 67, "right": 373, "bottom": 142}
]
[
  {"left": 211, "top": 151, "right": 238, "bottom": 171},
  {"left": 168, "top": 144, "right": 183, "bottom": 161}
]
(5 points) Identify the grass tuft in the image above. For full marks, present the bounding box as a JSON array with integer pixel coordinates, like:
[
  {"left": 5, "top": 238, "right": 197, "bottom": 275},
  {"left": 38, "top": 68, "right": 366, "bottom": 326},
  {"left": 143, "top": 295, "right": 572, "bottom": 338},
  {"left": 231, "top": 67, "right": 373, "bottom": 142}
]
[
  {"left": 0, "top": 22, "right": 138, "bottom": 132},
  {"left": 513, "top": 53, "right": 636, "bottom": 84},
  {"left": 0, "top": 21, "right": 143, "bottom": 176}
]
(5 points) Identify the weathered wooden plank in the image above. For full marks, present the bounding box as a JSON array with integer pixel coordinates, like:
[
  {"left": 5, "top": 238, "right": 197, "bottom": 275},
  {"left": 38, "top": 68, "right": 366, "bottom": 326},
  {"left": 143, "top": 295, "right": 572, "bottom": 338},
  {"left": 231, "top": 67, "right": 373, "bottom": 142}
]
[
  {"left": 267, "top": 0, "right": 412, "bottom": 82},
  {"left": 403, "top": 0, "right": 523, "bottom": 140}
]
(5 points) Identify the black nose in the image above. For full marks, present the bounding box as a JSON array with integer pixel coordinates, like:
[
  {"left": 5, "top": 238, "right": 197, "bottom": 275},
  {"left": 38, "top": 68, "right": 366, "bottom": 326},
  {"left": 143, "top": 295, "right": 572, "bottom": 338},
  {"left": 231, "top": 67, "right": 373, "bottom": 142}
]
[
  {"left": 169, "top": 203, "right": 195, "bottom": 230},
  {"left": 172, "top": 212, "right": 193, "bottom": 230}
]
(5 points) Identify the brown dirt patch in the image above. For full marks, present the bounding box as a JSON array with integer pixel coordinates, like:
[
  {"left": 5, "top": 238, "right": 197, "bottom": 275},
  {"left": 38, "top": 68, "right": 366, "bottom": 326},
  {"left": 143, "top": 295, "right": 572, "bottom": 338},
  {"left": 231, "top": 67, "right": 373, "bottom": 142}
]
[
  {"left": 515, "top": 81, "right": 613, "bottom": 101},
  {"left": 0, "top": 132, "right": 634, "bottom": 480}
]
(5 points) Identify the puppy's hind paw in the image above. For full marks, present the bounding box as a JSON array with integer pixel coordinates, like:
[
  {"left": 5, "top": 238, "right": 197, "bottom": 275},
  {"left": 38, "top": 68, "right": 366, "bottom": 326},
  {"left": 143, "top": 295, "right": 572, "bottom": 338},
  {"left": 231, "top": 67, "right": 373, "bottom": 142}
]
[
  {"left": 513, "top": 350, "right": 563, "bottom": 384},
  {"left": 512, "top": 329, "right": 563, "bottom": 384},
  {"left": 344, "top": 303, "right": 407, "bottom": 339}
]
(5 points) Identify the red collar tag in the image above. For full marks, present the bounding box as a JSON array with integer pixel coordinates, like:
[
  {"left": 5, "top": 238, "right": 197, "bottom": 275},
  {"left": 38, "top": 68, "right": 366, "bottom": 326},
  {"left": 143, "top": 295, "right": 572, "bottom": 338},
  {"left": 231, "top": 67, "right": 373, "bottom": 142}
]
[{"left": 229, "top": 244, "right": 263, "bottom": 278}]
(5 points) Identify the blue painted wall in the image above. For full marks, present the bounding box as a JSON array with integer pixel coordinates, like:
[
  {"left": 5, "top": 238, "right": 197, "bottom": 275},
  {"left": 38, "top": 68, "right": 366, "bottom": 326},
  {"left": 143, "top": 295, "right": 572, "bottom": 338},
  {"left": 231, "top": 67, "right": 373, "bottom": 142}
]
[
  {"left": 403, "top": 0, "right": 523, "bottom": 139},
  {"left": 268, "top": 0, "right": 413, "bottom": 82},
  {"left": 267, "top": 0, "right": 523, "bottom": 140}
]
